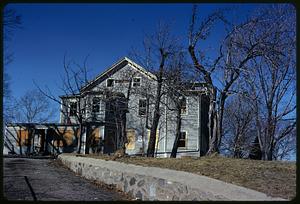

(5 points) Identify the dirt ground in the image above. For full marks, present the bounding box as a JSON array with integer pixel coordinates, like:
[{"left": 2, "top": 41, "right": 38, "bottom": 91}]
[{"left": 80, "top": 153, "right": 296, "bottom": 200}]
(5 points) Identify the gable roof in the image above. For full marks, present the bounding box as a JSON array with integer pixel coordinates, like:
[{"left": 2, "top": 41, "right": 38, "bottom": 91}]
[{"left": 80, "top": 57, "right": 156, "bottom": 92}]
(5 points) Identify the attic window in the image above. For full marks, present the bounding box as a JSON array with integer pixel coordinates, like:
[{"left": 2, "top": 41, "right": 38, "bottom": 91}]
[
  {"left": 133, "top": 77, "right": 141, "bottom": 87},
  {"left": 107, "top": 79, "right": 114, "bottom": 87}
]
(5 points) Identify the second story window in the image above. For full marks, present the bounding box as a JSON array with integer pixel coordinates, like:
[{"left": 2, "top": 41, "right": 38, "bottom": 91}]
[
  {"left": 107, "top": 78, "right": 114, "bottom": 87},
  {"left": 139, "top": 99, "right": 147, "bottom": 116},
  {"left": 133, "top": 77, "right": 141, "bottom": 87},
  {"left": 180, "top": 97, "right": 187, "bottom": 114},
  {"left": 92, "top": 97, "right": 100, "bottom": 113},
  {"left": 69, "top": 102, "right": 77, "bottom": 116}
]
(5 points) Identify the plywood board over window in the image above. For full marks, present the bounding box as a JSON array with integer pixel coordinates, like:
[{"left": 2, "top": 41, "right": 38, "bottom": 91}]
[
  {"left": 17, "top": 129, "right": 29, "bottom": 146},
  {"left": 91, "top": 127, "right": 101, "bottom": 143},
  {"left": 126, "top": 129, "right": 135, "bottom": 150},
  {"left": 56, "top": 128, "right": 78, "bottom": 146}
]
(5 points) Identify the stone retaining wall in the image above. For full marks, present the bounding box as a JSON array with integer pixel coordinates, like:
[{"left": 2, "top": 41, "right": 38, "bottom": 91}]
[{"left": 58, "top": 154, "right": 284, "bottom": 201}]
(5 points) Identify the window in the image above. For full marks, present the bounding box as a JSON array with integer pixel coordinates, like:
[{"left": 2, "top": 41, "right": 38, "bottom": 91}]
[
  {"left": 70, "top": 102, "right": 77, "bottom": 116},
  {"left": 133, "top": 77, "right": 141, "bottom": 87},
  {"left": 139, "top": 99, "right": 147, "bottom": 116},
  {"left": 17, "top": 129, "right": 28, "bottom": 146},
  {"left": 180, "top": 97, "right": 187, "bottom": 114},
  {"left": 178, "top": 132, "right": 186, "bottom": 148},
  {"left": 107, "top": 79, "right": 114, "bottom": 87},
  {"left": 92, "top": 97, "right": 100, "bottom": 113},
  {"left": 126, "top": 129, "right": 135, "bottom": 150}
]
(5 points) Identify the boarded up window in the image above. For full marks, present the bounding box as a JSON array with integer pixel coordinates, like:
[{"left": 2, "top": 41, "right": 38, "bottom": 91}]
[
  {"left": 56, "top": 128, "right": 78, "bottom": 146},
  {"left": 147, "top": 129, "right": 159, "bottom": 149},
  {"left": 91, "top": 127, "right": 101, "bottom": 144},
  {"left": 17, "top": 129, "right": 29, "bottom": 146},
  {"left": 126, "top": 129, "right": 135, "bottom": 150}
]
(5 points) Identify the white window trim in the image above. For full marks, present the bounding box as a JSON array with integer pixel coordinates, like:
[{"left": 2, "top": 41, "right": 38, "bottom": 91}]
[
  {"left": 132, "top": 77, "right": 142, "bottom": 87},
  {"left": 178, "top": 130, "right": 187, "bottom": 149},
  {"left": 106, "top": 78, "right": 114, "bottom": 87}
]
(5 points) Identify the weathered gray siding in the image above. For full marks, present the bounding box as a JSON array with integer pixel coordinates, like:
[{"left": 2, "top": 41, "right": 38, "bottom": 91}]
[{"left": 59, "top": 59, "right": 207, "bottom": 157}]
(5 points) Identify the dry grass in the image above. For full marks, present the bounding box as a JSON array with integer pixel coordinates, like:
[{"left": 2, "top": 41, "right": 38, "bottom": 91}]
[{"left": 71, "top": 153, "right": 296, "bottom": 200}]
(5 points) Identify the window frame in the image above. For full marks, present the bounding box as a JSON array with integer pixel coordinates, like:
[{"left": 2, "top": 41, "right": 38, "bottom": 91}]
[
  {"left": 180, "top": 97, "right": 188, "bottom": 115},
  {"left": 106, "top": 78, "right": 114, "bottom": 87},
  {"left": 125, "top": 129, "right": 136, "bottom": 150},
  {"left": 178, "top": 131, "right": 187, "bottom": 148},
  {"left": 138, "top": 99, "right": 147, "bottom": 116},
  {"left": 69, "top": 102, "right": 77, "bottom": 116},
  {"left": 92, "top": 97, "right": 101, "bottom": 113},
  {"left": 132, "top": 77, "right": 141, "bottom": 87}
]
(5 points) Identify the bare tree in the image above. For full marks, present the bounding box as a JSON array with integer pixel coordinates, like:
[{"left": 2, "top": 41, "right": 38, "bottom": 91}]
[
  {"left": 132, "top": 23, "right": 181, "bottom": 157},
  {"left": 101, "top": 69, "right": 137, "bottom": 154},
  {"left": 221, "top": 94, "right": 256, "bottom": 158},
  {"left": 14, "top": 89, "right": 56, "bottom": 123},
  {"left": 6, "top": 89, "right": 55, "bottom": 154},
  {"left": 162, "top": 52, "right": 197, "bottom": 158},
  {"left": 272, "top": 128, "right": 296, "bottom": 160},
  {"left": 187, "top": 5, "right": 294, "bottom": 156},
  {"left": 35, "top": 55, "right": 90, "bottom": 153},
  {"left": 243, "top": 5, "right": 296, "bottom": 160}
]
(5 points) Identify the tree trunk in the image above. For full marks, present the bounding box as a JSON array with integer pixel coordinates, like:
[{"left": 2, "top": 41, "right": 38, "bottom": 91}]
[
  {"left": 147, "top": 104, "right": 161, "bottom": 157},
  {"left": 147, "top": 82, "right": 162, "bottom": 157},
  {"left": 170, "top": 105, "right": 182, "bottom": 158},
  {"left": 147, "top": 51, "right": 166, "bottom": 157},
  {"left": 206, "top": 87, "right": 219, "bottom": 155},
  {"left": 77, "top": 122, "right": 83, "bottom": 154},
  {"left": 249, "top": 135, "right": 262, "bottom": 160},
  {"left": 233, "top": 133, "right": 241, "bottom": 158},
  {"left": 119, "top": 78, "right": 131, "bottom": 152},
  {"left": 217, "top": 91, "right": 227, "bottom": 148}
]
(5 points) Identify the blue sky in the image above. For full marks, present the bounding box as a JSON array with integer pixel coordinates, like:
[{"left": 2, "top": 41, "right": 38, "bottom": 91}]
[{"left": 5, "top": 3, "right": 263, "bottom": 122}]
